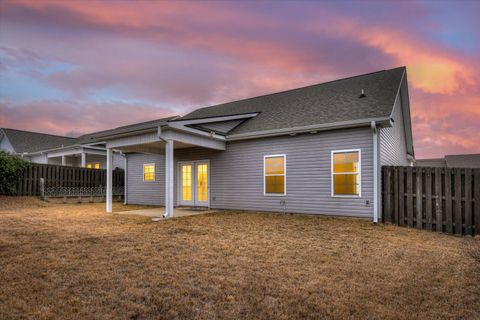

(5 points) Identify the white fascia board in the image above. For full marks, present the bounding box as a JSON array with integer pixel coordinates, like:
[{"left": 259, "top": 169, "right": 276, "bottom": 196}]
[
  {"left": 47, "top": 148, "right": 83, "bottom": 158},
  {"left": 106, "top": 132, "right": 160, "bottom": 149},
  {"left": 170, "top": 113, "right": 258, "bottom": 126},
  {"left": 226, "top": 117, "right": 391, "bottom": 141}
]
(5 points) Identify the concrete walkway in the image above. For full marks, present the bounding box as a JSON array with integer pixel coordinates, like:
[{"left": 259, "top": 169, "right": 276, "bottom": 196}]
[{"left": 116, "top": 207, "right": 218, "bottom": 219}]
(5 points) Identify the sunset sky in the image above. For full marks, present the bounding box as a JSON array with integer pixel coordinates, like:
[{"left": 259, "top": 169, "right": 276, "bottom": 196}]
[{"left": 0, "top": 0, "right": 479, "bottom": 159}]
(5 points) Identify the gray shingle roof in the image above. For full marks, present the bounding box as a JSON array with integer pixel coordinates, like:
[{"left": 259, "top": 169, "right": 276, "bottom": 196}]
[
  {"left": 92, "top": 116, "right": 178, "bottom": 139},
  {"left": 179, "top": 67, "right": 405, "bottom": 135},
  {"left": 1, "top": 128, "right": 77, "bottom": 153},
  {"left": 416, "top": 154, "right": 480, "bottom": 168}
]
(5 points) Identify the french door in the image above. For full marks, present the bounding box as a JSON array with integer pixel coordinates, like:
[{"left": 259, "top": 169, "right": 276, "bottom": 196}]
[{"left": 178, "top": 160, "right": 209, "bottom": 207}]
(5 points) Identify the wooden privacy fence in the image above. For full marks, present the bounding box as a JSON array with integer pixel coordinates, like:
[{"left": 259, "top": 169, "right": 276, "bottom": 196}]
[
  {"left": 382, "top": 166, "right": 480, "bottom": 236},
  {"left": 10, "top": 163, "right": 124, "bottom": 196}
]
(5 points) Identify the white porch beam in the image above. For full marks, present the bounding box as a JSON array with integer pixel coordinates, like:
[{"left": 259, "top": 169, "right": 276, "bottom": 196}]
[
  {"left": 81, "top": 152, "right": 86, "bottom": 167},
  {"left": 164, "top": 139, "right": 174, "bottom": 218},
  {"left": 161, "top": 129, "right": 225, "bottom": 151},
  {"left": 107, "top": 132, "right": 159, "bottom": 149},
  {"left": 106, "top": 148, "right": 113, "bottom": 213}
]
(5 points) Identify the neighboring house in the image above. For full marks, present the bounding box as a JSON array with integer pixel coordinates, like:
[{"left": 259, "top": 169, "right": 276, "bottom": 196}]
[
  {"left": 0, "top": 128, "right": 124, "bottom": 169},
  {"left": 95, "top": 67, "right": 414, "bottom": 222},
  {"left": 416, "top": 154, "right": 480, "bottom": 168}
]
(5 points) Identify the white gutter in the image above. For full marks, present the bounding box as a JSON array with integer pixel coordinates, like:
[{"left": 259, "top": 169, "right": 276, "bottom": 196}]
[
  {"left": 371, "top": 121, "right": 379, "bottom": 224},
  {"left": 227, "top": 117, "right": 391, "bottom": 141}
]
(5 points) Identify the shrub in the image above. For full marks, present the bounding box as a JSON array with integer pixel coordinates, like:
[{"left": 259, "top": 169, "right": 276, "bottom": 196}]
[{"left": 0, "top": 151, "right": 28, "bottom": 195}]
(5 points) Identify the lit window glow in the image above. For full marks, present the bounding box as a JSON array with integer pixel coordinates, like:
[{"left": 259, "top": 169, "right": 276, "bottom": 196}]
[
  {"left": 264, "top": 155, "right": 285, "bottom": 195},
  {"left": 143, "top": 164, "right": 155, "bottom": 181},
  {"left": 197, "top": 163, "right": 208, "bottom": 201},
  {"left": 332, "top": 150, "right": 360, "bottom": 196},
  {"left": 182, "top": 164, "right": 192, "bottom": 201}
]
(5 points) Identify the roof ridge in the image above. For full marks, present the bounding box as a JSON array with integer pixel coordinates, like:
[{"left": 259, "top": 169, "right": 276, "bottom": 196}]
[
  {"left": 1, "top": 128, "right": 77, "bottom": 139},
  {"left": 183, "top": 66, "right": 406, "bottom": 116}
]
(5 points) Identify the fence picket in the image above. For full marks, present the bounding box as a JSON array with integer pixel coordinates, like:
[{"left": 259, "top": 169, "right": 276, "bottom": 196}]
[
  {"left": 399, "top": 167, "right": 405, "bottom": 227},
  {"left": 445, "top": 168, "right": 453, "bottom": 233},
  {"left": 454, "top": 168, "right": 462, "bottom": 235},
  {"left": 425, "top": 168, "right": 432, "bottom": 230},
  {"left": 416, "top": 167, "right": 423, "bottom": 229},
  {"left": 475, "top": 169, "right": 480, "bottom": 236},
  {"left": 435, "top": 168, "right": 443, "bottom": 232},
  {"left": 465, "top": 169, "right": 472, "bottom": 235},
  {"left": 406, "top": 167, "right": 413, "bottom": 227}
]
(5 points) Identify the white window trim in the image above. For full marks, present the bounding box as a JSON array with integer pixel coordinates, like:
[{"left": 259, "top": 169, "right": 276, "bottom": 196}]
[
  {"left": 143, "top": 163, "right": 155, "bottom": 182},
  {"left": 263, "top": 154, "right": 286, "bottom": 196},
  {"left": 331, "top": 149, "right": 361, "bottom": 198}
]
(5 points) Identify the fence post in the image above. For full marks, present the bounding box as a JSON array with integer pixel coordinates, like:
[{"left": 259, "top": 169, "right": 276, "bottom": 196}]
[{"left": 39, "top": 178, "right": 46, "bottom": 201}]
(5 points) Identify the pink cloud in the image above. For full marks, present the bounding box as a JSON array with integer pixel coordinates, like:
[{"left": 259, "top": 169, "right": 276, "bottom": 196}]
[
  {"left": 1, "top": 0, "right": 479, "bottom": 159},
  {"left": 0, "top": 100, "right": 177, "bottom": 136}
]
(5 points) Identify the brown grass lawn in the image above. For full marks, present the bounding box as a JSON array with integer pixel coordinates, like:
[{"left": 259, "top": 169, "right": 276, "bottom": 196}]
[{"left": 0, "top": 197, "right": 479, "bottom": 320}]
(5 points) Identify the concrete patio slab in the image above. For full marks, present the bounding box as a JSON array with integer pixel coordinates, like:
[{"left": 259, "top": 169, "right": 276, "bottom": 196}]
[{"left": 116, "top": 207, "right": 218, "bottom": 219}]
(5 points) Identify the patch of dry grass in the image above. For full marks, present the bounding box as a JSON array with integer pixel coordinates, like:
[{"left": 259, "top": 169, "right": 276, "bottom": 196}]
[{"left": 0, "top": 200, "right": 479, "bottom": 319}]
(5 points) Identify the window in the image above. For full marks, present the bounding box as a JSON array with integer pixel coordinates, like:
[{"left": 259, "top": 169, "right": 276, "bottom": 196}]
[
  {"left": 86, "top": 163, "right": 92, "bottom": 169},
  {"left": 331, "top": 150, "right": 361, "bottom": 197},
  {"left": 143, "top": 163, "right": 155, "bottom": 181},
  {"left": 94, "top": 163, "right": 100, "bottom": 169},
  {"left": 264, "top": 155, "right": 286, "bottom": 195}
]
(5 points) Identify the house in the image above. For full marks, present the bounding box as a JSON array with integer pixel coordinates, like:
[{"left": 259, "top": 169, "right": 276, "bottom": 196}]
[
  {"left": 415, "top": 154, "right": 480, "bottom": 168},
  {"left": 95, "top": 66, "right": 414, "bottom": 222},
  {"left": 0, "top": 128, "right": 124, "bottom": 169}
]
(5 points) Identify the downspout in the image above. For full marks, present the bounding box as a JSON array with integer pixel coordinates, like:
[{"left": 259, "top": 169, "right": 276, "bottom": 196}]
[{"left": 371, "top": 121, "right": 379, "bottom": 224}]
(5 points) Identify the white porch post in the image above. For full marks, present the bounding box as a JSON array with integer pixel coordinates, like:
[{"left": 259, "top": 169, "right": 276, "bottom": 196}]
[
  {"left": 106, "top": 148, "right": 113, "bottom": 213},
  {"left": 81, "top": 152, "right": 86, "bottom": 167},
  {"left": 164, "top": 139, "right": 174, "bottom": 217},
  {"left": 61, "top": 155, "right": 66, "bottom": 166}
]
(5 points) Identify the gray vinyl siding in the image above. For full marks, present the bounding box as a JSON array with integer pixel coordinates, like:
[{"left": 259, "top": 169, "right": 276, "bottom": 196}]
[
  {"left": 126, "top": 153, "right": 165, "bottom": 205},
  {"left": 126, "top": 127, "right": 374, "bottom": 217},
  {"left": 379, "top": 95, "right": 408, "bottom": 166},
  {"left": 29, "top": 154, "right": 48, "bottom": 164},
  {"left": 113, "top": 153, "right": 125, "bottom": 169}
]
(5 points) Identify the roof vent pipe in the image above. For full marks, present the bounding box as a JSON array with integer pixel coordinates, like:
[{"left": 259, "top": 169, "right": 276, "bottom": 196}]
[{"left": 359, "top": 89, "right": 366, "bottom": 98}]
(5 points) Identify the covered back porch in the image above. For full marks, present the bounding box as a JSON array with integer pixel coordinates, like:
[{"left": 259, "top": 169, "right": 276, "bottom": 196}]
[{"left": 103, "top": 123, "right": 226, "bottom": 218}]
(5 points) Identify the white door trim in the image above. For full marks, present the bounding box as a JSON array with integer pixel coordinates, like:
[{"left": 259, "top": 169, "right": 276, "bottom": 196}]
[
  {"left": 177, "top": 160, "right": 210, "bottom": 207},
  {"left": 177, "top": 161, "right": 195, "bottom": 206}
]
